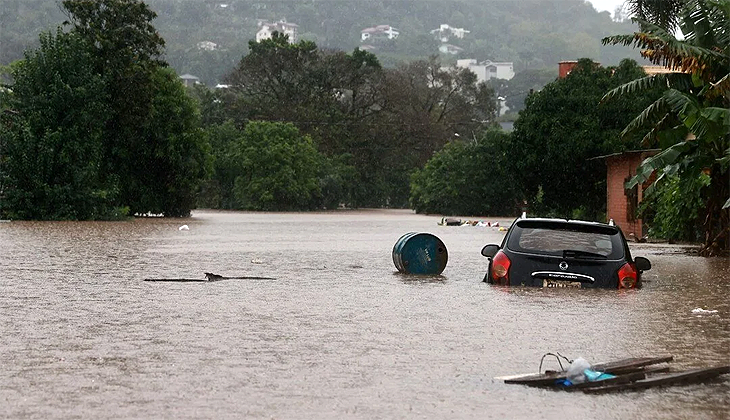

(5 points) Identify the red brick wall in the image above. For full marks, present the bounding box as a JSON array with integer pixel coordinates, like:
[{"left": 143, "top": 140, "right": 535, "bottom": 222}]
[
  {"left": 558, "top": 61, "right": 578, "bottom": 78},
  {"left": 606, "top": 154, "right": 645, "bottom": 239}
]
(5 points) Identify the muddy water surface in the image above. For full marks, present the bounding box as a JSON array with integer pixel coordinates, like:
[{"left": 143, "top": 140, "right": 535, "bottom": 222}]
[{"left": 1, "top": 210, "right": 728, "bottom": 419}]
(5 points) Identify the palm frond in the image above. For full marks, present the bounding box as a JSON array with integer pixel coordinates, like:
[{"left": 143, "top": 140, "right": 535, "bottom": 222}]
[
  {"left": 640, "top": 113, "right": 683, "bottom": 147},
  {"left": 602, "top": 76, "right": 658, "bottom": 102},
  {"left": 663, "top": 88, "right": 700, "bottom": 117},
  {"left": 704, "top": 0, "right": 730, "bottom": 46},
  {"left": 700, "top": 107, "right": 730, "bottom": 126},
  {"left": 709, "top": 72, "right": 730, "bottom": 98},
  {"left": 604, "top": 26, "right": 724, "bottom": 74},
  {"left": 619, "top": 97, "right": 669, "bottom": 139},
  {"left": 683, "top": 0, "right": 730, "bottom": 46},
  {"left": 625, "top": 141, "right": 696, "bottom": 189}
]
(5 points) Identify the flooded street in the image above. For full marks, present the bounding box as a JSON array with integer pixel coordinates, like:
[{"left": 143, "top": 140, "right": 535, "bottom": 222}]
[{"left": 1, "top": 209, "right": 728, "bottom": 419}]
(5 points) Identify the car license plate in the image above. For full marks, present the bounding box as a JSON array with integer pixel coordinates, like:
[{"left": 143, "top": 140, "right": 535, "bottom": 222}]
[{"left": 543, "top": 279, "right": 581, "bottom": 288}]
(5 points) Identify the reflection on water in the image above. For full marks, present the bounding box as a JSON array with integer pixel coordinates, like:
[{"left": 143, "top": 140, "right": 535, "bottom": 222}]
[{"left": 1, "top": 210, "right": 728, "bottom": 419}]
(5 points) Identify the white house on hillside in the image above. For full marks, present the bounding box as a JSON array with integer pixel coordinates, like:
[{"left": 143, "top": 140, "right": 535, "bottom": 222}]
[
  {"left": 361, "top": 25, "right": 399, "bottom": 42},
  {"left": 179, "top": 74, "right": 200, "bottom": 87},
  {"left": 197, "top": 41, "right": 218, "bottom": 51},
  {"left": 430, "top": 24, "right": 470, "bottom": 42},
  {"left": 439, "top": 44, "right": 463, "bottom": 55},
  {"left": 456, "top": 59, "right": 515, "bottom": 82},
  {"left": 256, "top": 20, "right": 299, "bottom": 43}
]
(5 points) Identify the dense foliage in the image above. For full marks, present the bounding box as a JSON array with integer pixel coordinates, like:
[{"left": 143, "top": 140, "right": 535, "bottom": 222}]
[
  {"left": 0, "top": 0, "right": 209, "bottom": 219},
  {"left": 0, "top": 31, "right": 116, "bottom": 220},
  {"left": 410, "top": 129, "right": 517, "bottom": 216},
  {"left": 217, "top": 35, "right": 499, "bottom": 208},
  {"left": 509, "top": 58, "right": 659, "bottom": 220},
  {"left": 602, "top": 0, "right": 730, "bottom": 254},
  {"left": 639, "top": 174, "right": 710, "bottom": 243},
  {"left": 198, "top": 120, "right": 340, "bottom": 211},
  {"left": 229, "top": 122, "right": 324, "bottom": 211}
]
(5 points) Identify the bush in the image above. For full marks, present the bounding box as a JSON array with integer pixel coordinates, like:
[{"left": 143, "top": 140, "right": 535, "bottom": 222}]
[{"left": 641, "top": 174, "right": 709, "bottom": 242}]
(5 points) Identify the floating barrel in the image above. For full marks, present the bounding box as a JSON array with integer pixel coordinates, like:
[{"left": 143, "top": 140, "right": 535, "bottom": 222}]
[{"left": 392, "top": 232, "right": 448, "bottom": 275}]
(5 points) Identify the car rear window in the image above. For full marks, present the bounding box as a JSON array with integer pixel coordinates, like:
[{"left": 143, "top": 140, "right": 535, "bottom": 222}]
[{"left": 506, "top": 221, "right": 625, "bottom": 259}]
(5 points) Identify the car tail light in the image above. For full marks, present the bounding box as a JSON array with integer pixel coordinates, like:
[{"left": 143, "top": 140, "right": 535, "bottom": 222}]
[
  {"left": 617, "top": 262, "right": 638, "bottom": 289},
  {"left": 492, "top": 251, "right": 511, "bottom": 285}
]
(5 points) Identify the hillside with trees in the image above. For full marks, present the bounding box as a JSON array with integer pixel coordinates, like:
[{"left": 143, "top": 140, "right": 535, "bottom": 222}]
[{"left": 1, "top": 0, "right": 640, "bottom": 86}]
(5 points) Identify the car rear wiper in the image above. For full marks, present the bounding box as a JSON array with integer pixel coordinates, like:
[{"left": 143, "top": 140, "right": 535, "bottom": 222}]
[{"left": 562, "top": 249, "right": 607, "bottom": 259}]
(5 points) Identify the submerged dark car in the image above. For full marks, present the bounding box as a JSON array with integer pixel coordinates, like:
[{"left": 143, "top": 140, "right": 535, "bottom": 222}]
[{"left": 481, "top": 216, "right": 651, "bottom": 289}]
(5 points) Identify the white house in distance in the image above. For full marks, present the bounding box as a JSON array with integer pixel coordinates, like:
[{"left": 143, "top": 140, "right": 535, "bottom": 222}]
[
  {"left": 361, "top": 25, "right": 400, "bottom": 42},
  {"left": 197, "top": 41, "right": 218, "bottom": 51},
  {"left": 430, "top": 24, "right": 470, "bottom": 42},
  {"left": 456, "top": 59, "right": 515, "bottom": 82},
  {"left": 439, "top": 44, "right": 463, "bottom": 55},
  {"left": 256, "top": 19, "right": 299, "bottom": 43},
  {"left": 179, "top": 74, "right": 200, "bottom": 87}
]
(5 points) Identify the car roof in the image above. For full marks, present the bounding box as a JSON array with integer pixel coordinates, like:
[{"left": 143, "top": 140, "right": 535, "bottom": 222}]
[
  {"left": 513, "top": 217, "right": 620, "bottom": 232},
  {"left": 516, "top": 217, "right": 613, "bottom": 226}
]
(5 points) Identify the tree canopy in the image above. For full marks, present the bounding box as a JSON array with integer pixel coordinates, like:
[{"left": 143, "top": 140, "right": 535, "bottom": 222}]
[
  {"left": 509, "top": 58, "right": 658, "bottom": 220},
  {"left": 1, "top": 0, "right": 209, "bottom": 219},
  {"left": 410, "top": 129, "right": 517, "bottom": 216}
]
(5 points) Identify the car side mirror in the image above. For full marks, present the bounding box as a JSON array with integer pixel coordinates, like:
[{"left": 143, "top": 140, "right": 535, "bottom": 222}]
[
  {"left": 481, "top": 244, "right": 501, "bottom": 258},
  {"left": 635, "top": 256, "right": 651, "bottom": 271}
]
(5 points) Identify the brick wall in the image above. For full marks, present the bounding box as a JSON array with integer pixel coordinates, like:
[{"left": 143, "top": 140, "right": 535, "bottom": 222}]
[{"left": 605, "top": 153, "right": 654, "bottom": 239}]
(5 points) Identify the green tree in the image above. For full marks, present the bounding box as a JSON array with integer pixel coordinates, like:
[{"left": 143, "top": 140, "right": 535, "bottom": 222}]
[
  {"left": 602, "top": 0, "right": 730, "bottom": 254},
  {"left": 60, "top": 0, "right": 192, "bottom": 216},
  {"left": 129, "top": 67, "right": 211, "bottom": 217},
  {"left": 410, "top": 129, "right": 517, "bottom": 216},
  {"left": 489, "top": 68, "right": 558, "bottom": 114},
  {"left": 230, "top": 121, "right": 324, "bottom": 211},
  {"left": 509, "top": 58, "right": 658, "bottom": 220},
  {"left": 0, "top": 30, "right": 121, "bottom": 220},
  {"left": 1, "top": 0, "right": 210, "bottom": 219}
]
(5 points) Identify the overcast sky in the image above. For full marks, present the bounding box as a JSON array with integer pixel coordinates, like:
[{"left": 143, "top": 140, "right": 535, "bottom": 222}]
[{"left": 587, "top": 0, "right": 626, "bottom": 16}]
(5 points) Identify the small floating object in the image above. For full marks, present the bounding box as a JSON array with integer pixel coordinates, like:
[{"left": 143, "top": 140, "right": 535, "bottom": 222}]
[
  {"left": 178, "top": 225, "right": 189, "bottom": 231},
  {"left": 437, "top": 217, "right": 462, "bottom": 226},
  {"left": 392, "top": 232, "right": 448, "bottom": 275},
  {"left": 251, "top": 258, "right": 263, "bottom": 264},
  {"left": 691, "top": 308, "right": 718, "bottom": 314}
]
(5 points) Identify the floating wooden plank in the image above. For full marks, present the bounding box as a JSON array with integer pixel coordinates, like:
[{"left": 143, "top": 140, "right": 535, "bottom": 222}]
[
  {"left": 565, "top": 366, "right": 670, "bottom": 391},
  {"left": 502, "top": 355, "right": 674, "bottom": 387},
  {"left": 581, "top": 365, "right": 730, "bottom": 394}
]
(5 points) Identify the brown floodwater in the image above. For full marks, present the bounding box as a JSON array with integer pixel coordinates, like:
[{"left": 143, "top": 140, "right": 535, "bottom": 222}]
[{"left": 1, "top": 209, "right": 728, "bottom": 419}]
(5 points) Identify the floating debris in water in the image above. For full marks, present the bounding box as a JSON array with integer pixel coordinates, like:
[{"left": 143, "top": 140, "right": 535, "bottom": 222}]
[
  {"left": 691, "top": 308, "right": 718, "bottom": 314},
  {"left": 178, "top": 225, "right": 190, "bottom": 231}
]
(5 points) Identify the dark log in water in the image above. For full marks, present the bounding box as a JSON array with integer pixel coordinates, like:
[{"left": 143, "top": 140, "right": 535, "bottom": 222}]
[{"left": 144, "top": 272, "right": 276, "bottom": 282}]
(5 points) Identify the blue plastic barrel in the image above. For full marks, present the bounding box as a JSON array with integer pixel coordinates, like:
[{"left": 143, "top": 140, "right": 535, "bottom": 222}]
[{"left": 392, "top": 232, "right": 448, "bottom": 275}]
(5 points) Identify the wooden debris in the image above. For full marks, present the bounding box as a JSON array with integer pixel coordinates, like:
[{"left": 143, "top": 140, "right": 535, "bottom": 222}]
[
  {"left": 500, "top": 355, "right": 729, "bottom": 393},
  {"left": 502, "top": 355, "right": 673, "bottom": 387},
  {"left": 582, "top": 365, "right": 730, "bottom": 394}
]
